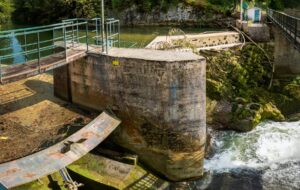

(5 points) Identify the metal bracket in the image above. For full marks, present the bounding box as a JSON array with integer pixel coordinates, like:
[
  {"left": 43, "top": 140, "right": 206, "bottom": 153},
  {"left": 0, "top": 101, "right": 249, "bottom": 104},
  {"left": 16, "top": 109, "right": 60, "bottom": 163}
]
[{"left": 59, "top": 168, "right": 83, "bottom": 190}]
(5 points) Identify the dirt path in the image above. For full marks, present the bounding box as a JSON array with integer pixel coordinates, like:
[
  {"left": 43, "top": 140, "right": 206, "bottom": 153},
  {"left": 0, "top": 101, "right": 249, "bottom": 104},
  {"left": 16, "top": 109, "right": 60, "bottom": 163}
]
[{"left": 0, "top": 73, "right": 97, "bottom": 163}]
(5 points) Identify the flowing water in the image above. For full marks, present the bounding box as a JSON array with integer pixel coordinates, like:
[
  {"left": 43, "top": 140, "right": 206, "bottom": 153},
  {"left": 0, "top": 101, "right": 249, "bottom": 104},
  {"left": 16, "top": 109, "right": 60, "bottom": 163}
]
[{"left": 174, "top": 121, "right": 300, "bottom": 190}]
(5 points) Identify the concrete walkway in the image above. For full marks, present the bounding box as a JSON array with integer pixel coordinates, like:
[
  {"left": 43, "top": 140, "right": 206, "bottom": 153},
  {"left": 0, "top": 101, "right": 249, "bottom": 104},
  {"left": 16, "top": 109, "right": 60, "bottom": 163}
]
[{"left": 146, "top": 31, "right": 241, "bottom": 50}]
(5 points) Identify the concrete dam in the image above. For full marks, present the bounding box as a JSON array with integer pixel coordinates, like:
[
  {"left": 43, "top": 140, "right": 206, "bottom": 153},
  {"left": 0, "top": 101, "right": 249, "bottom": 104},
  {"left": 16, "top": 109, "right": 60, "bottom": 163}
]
[
  {"left": 0, "top": 17, "right": 208, "bottom": 187},
  {"left": 53, "top": 47, "right": 207, "bottom": 181}
]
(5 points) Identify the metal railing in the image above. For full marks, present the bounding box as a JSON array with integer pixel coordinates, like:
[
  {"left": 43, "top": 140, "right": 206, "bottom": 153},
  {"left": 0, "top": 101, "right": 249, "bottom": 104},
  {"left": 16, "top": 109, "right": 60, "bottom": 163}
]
[
  {"left": 267, "top": 8, "right": 300, "bottom": 50},
  {"left": 0, "top": 17, "right": 122, "bottom": 83},
  {"left": 0, "top": 20, "right": 89, "bottom": 82}
]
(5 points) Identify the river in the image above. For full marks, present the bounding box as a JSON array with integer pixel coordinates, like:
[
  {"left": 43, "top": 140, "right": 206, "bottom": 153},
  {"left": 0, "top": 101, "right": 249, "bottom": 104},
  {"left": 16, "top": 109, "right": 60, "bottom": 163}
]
[
  {"left": 172, "top": 121, "right": 300, "bottom": 190},
  {"left": 1, "top": 23, "right": 300, "bottom": 190}
]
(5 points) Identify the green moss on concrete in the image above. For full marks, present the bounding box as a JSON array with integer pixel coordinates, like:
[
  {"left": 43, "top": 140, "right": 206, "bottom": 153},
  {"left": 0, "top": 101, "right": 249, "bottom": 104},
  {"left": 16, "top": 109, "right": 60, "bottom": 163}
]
[
  {"left": 68, "top": 153, "right": 148, "bottom": 189},
  {"left": 12, "top": 173, "right": 67, "bottom": 190}
]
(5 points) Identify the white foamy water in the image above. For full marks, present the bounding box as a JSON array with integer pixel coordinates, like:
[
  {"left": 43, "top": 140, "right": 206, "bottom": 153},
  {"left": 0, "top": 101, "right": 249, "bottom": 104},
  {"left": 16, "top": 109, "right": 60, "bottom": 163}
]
[
  {"left": 205, "top": 121, "right": 300, "bottom": 171},
  {"left": 202, "top": 121, "right": 300, "bottom": 189}
]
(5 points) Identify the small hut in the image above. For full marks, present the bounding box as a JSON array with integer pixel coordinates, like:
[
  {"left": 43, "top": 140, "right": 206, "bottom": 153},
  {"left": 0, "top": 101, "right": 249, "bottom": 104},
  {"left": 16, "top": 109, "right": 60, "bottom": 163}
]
[{"left": 247, "top": 7, "right": 262, "bottom": 23}]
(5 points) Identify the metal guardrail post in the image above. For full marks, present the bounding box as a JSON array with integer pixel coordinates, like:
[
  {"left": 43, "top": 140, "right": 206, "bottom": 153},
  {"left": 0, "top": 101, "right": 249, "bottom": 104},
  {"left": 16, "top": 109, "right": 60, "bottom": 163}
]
[
  {"left": 95, "top": 19, "right": 98, "bottom": 45},
  {"left": 63, "top": 25, "right": 67, "bottom": 62},
  {"left": 85, "top": 22, "right": 89, "bottom": 52},
  {"left": 37, "top": 32, "right": 41, "bottom": 73},
  {"left": 118, "top": 21, "right": 120, "bottom": 48},
  {"left": 24, "top": 31, "right": 27, "bottom": 62},
  {"left": 106, "top": 22, "right": 109, "bottom": 54},
  {"left": 52, "top": 28, "right": 55, "bottom": 54},
  {"left": 72, "top": 23, "right": 75, "bottom": 47},
  {"left": 76, "top": 20, "right": 79, "bottom": 43},
  {"left": 295, "top": 20, "right": 298, "bottom": 45}
]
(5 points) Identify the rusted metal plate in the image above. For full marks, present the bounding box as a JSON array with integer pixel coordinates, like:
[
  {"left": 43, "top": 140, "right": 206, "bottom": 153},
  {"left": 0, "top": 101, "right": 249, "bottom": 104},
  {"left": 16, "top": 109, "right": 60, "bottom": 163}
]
[{"left": 0, "top": 112, "right": 120, "bottom": 188}]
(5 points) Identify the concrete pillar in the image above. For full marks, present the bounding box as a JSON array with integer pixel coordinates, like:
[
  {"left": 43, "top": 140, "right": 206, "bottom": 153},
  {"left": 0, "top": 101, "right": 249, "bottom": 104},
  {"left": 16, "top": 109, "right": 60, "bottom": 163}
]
[{"left": 54, "top": 48, "right": 206, "bottom": 181}]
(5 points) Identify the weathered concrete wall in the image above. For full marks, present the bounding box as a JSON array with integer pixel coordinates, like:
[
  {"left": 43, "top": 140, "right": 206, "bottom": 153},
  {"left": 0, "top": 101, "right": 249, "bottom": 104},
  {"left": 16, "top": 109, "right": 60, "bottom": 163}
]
[
  {"left": 53, "top": 65, "right": 72, "bottom": 101},
  {"left": 54, "top": 48, "right": 206, "bottom": 181},
  {"left": 236, "top": 20, "right": 270, "bottom": 42},
  {"left": 272, "top": 26, "right": 300, "bottom": 76},
  {"left": 146, "top": 32, "right": 241, "bottom": 50}
]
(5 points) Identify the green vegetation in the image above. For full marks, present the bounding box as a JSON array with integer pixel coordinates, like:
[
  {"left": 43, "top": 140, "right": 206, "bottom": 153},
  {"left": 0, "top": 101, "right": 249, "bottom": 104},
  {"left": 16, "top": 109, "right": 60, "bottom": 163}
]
[
  {"left": 205, "top": 44, "right": 300, "bottom": 131},
  {"left": 0, "top": 0, "right": 298, "bottom": 25},
  {"left": 0, "top": 0, "right": 13, "bottom": 24},
  {"left": 11, "top": 172, "right": 68, "bottom": 190},
  {"left": 12, "top": 0, "right": 100, "bottom": 24}
]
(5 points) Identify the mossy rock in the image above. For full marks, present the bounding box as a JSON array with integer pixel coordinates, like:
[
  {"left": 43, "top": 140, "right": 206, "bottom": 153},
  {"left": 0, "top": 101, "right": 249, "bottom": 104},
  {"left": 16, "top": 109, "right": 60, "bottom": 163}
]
[
  {"left": 206, "top": 97, "right": 217, "bottom": 124},
  {"left": 252, "top": 103, "right": 285, "bottom": 126},
  {"left": 284, "top": 84, "right": 300, "bottom": 101},
  {"left": 230, "top": 102, "right": 284, "bottom": 132}
]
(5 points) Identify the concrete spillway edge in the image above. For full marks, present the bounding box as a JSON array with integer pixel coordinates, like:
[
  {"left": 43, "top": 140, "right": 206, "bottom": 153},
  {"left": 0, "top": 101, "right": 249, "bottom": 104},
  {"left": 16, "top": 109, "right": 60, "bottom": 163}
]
[{"left": 0, "top": 112, "right": 121, "bottom": 189}]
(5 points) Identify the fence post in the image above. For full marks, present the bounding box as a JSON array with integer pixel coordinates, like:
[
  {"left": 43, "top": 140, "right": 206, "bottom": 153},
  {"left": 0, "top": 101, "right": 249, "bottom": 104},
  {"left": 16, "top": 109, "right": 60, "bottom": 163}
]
[
  {"left": 106, "top": 22, "right": 109, "bottom": 54},
  {"left": 295, "top": 19, "right": 298, "bottom": 45},
  {"left": 37, "top": 32, "right": 41, "bottom": 73},
  {"left": 76, "top": 20, "right": 79, "bottom": 43},
  {"left": 118, "top": 21, "right": 120, "bottom": 48},
  {"left": 63, "top": 25, "right": 67, "bottom": 62},
  {"left": 95, "top": 19, "right": 98, "bottom": 45},
  {"left": 72, "top": 23, "right": 75, "bottom": 47},
  {"left": 86, "top": 22, "right": 89, "bottom": 52},
  {"left": 24, "top": 31, "right": 27, "bottom": 62}
]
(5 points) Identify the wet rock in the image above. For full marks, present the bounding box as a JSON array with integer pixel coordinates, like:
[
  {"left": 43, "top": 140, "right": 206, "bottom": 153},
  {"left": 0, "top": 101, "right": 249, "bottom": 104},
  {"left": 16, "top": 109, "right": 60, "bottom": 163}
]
[
  {"left": 287, "top": 113, "right": 300, "bottom": 121},
  {"left": 195, "top": 169, "right": 264, "bottom": 190},
  {"left": 230, "top": 102, "right": 285, "bottom": 132},
  {"left": 210, "top": 100, "right": 232, "bottom": 130}
]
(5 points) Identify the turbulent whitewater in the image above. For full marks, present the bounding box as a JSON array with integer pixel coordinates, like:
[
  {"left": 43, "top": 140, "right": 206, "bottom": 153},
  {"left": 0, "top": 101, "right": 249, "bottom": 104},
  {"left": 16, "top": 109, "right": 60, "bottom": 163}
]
[{"left": 200, "top": 121, "right": 300, "bottom": 190}]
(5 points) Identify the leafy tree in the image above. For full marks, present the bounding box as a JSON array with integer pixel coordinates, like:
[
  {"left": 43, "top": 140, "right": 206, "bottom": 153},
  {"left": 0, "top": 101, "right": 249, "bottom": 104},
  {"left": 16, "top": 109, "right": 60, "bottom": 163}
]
[
  {"left": 0, "top": 0, "right": 13, "bottom": 24},
  {"left": 13, "top": 0, "right": 99, "bottom": 24}
]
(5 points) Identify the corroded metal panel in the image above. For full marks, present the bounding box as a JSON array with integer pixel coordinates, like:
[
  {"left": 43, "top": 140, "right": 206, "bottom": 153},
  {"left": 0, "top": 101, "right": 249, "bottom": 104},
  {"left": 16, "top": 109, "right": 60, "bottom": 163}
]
[{"left": 0, "top": 112, "right": 120, "bottom": 188}]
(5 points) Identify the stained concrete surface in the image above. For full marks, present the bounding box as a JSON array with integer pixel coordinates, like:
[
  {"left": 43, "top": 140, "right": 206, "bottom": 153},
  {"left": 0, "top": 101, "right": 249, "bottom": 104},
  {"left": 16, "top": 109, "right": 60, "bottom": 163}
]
[{"left": 0, "top": 73, "right": 95, "bottom": 163}]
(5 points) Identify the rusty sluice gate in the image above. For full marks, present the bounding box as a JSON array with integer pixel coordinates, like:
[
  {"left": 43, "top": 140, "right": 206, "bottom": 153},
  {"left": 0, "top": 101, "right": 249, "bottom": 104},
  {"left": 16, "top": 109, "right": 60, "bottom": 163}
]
[
  {"left": 0, "top": 112, "right": 121, "bottom": 189},
  {"left": 0, "top": 18, "right": 121, "bottom": 84}
]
